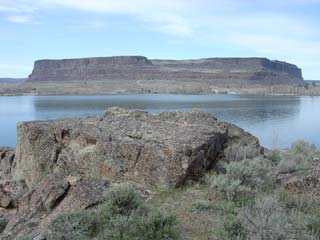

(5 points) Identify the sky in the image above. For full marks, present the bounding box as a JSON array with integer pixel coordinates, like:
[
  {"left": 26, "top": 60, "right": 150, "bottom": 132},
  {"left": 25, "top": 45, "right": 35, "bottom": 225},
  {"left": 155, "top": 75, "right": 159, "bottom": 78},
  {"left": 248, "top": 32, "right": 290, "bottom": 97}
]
[{"left": 0, "top": 0, "right": 319, "bottom": 79}]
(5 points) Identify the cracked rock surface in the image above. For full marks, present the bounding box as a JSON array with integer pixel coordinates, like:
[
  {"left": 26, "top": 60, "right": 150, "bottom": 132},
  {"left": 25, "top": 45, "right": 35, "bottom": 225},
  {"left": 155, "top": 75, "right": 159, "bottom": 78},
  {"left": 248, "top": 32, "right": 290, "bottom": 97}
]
[
  {"left": 14, "top": 107, "right": 262, "bottom": 188},
  {"left": 1, "top": 173, "right": 109, "bottom": 240}
]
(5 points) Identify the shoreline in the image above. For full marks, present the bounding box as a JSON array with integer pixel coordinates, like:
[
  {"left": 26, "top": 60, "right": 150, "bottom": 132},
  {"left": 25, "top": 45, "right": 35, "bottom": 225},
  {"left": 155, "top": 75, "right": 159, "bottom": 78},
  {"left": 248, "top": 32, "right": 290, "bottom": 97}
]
[
  {"left": 1, "top": 81, "right": 320, "bottom": 97},
  {"left": 0, "top": 91, "right": 315, "bottom": 97}
]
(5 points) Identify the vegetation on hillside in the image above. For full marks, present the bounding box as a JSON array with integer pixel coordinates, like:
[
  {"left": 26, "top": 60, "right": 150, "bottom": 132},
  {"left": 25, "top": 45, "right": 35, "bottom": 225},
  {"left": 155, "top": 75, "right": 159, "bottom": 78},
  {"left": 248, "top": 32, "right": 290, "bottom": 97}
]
[
  {"left": 44, "top": 141, "right": 320, "bottom": 240},
  {"left": 46, "top": 186, "right": 177, "bottom": 240}
]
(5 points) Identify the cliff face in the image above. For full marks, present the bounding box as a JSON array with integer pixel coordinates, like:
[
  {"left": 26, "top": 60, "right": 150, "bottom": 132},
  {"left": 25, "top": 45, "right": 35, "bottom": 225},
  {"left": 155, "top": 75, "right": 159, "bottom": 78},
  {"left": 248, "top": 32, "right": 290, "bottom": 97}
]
[{"left": 28, "top": 56, "right": 303, "bottom": 84}]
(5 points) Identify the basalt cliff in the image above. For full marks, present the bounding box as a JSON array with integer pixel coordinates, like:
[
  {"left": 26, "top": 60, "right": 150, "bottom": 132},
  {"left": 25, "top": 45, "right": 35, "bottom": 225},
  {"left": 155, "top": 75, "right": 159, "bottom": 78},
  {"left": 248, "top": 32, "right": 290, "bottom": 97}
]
[{"left": 28, "top": 56, "right": 303, "bottom": 85}]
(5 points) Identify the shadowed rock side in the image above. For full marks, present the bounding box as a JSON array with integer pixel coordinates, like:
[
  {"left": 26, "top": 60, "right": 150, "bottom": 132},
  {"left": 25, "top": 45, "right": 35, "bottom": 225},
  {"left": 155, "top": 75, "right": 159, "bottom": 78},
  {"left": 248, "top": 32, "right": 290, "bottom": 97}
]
[
  {"left": 0, "top": 148, "right": 15, "bottom": 181},
  {"left": 28, "top": 56, "right": 303, "bottom": 84}
]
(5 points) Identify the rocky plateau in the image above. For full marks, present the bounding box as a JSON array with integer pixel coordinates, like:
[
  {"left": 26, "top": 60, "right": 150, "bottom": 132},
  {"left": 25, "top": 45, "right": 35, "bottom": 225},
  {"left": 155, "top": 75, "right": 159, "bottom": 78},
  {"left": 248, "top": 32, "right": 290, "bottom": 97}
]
[{"left": 28, "top": 56, "right": 303, "bottom": 85}]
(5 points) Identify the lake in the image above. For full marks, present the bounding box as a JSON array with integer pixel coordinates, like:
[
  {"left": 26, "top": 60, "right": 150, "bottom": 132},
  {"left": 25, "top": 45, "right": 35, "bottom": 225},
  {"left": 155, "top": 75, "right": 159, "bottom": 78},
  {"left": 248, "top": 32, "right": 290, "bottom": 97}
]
[{"left": 1, "top": 94, "right": 319, "bottom": 148}]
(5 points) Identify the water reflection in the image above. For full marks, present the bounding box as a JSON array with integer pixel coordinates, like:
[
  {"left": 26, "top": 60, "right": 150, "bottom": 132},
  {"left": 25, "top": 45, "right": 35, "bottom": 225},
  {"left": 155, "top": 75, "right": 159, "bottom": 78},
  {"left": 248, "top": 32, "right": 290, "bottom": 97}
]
[
  {"left": 0, "top": 94, "right": 317, "bottom": 148},
  {"left": 0, "top": 96, "right": 35, "bottom": 147},
  {"left": 32, "top": 94, "right": 300, "bottom": 124}
]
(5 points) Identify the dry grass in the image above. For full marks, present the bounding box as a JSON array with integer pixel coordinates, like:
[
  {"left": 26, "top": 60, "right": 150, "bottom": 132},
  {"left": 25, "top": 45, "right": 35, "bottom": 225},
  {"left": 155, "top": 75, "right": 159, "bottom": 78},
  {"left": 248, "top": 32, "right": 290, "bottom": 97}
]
[{"left": 147, "top": 183, "right": 221, "bottom": 240}]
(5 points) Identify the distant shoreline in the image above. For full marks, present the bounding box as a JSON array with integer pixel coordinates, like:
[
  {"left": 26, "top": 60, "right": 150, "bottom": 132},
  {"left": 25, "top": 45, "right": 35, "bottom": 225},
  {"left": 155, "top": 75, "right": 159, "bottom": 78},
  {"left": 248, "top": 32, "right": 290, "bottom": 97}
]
[{"left": 1, "top": 80, "right": 320, "bottom": 96}]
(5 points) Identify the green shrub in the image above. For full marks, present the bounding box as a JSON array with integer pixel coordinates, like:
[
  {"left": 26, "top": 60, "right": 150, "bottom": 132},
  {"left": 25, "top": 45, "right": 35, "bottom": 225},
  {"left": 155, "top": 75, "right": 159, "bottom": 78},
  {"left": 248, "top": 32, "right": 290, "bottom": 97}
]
[
  {"left": 277, "top": 158, "right": 298, "bottom": 174},
  {"left": 277, "top": 191, "right": 320, "bottom": 238},
  {"left": 224, "top": 144, "right": 260, "bottom": 162},
  {"left": 18, "top": 237, "right": 33, "bottom": 240},
  {"left": 284, "top": 210, "right": 320, "bottom": 240},
  {"left": 278, "top": 141, "right": 320, "bottom": 173},
  {"left": 239, "top": 196, "right": 291, "bottom": 240},
  {"left": 305, "top": 212, "right": 320, "bottom": 238},
  {"left": 47, "top": 210, "right": 98, "bottom": 240},
  {"left": 214, "top": 194, "right": 320, "bottom": 240},
  {"left": 214, "top": 201, "right": 247, "bottom": 240},
  {"left": 46, "top": 186, "right": 177, "bottom": 240},
  {"left": 265, "top": 149, "right": 282, "bottom": 164},
  {"left": 102, "top": 208, "right": 177, "bottom": 240},
  {"left": 218, "top": 213, "right": 247, "bottom": 240},
  {"left": 212, "top": 158, "right": 274, "bottom": 201},
  {"left": 278, "top": 191, "right": 320, "bottom": 214},
  {"left": 190, "top": 200, "right": 213, "bottom": 212},
  {"left": 100, "top": 186, "right": 142, "bottom": 218}
]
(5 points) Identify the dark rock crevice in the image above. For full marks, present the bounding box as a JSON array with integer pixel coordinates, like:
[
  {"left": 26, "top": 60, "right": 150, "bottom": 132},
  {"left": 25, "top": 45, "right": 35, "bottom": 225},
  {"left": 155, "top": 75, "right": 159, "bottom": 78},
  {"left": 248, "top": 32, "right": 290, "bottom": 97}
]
[{"left": 0, "top": 147, "right": 16, "bottom": 180}]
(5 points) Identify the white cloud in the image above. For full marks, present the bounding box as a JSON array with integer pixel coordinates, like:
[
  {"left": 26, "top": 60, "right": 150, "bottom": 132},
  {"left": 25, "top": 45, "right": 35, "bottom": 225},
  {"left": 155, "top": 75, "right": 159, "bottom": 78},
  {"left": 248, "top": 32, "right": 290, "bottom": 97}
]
[
  {"left": 37, "top": 0, "right": 193, "bottom": 35},
  {"left": 0, "top": 1, "right": 39, "bottom": 23},
  {"left": 1, "top": 0, "right": 193, "bottom": 35},
  {"left": 0, "top": 5, "right": 17, "bottom": 12},
  {"left": 69, "top": 20, "right": 106, "bottom": 29},
  {"left": 0, "top": 1, "right": 37, "bottom": 13},
  {"left": 37, "top": 0, "right": 186, "bottom": 14},
  {"left": 195, "top": 9, "right": 320, "bottom": 78},
  {"left": 142, "top": 13, "right": 193, "bottom": 36},
  {"left": 6, "top": 15, "right": 38, "bottom": 24}
]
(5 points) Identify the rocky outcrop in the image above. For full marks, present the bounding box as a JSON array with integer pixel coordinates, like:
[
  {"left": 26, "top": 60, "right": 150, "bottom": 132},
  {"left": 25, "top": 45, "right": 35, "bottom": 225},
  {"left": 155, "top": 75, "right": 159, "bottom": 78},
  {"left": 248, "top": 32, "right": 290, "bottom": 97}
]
[
  {"left": 278, "top": 158, "right": 320, "bottom": 196},
  {"left": 0, "top": 147, "right": 15, "bottom": 180},
  {"left": 13, "top": 108, "right": 263, "bottom": 189},
  {"left": 220, "top": 123, "right": 263, "bottom": 163},
  {"left": 28, "top": 56, "right": 303, "bottom": 84},
  {"left": 2, "top": 173, "right": 109, "bottom": 239},
  {"left": 0, "top": 108, "right": 265, "bottom": 239}
]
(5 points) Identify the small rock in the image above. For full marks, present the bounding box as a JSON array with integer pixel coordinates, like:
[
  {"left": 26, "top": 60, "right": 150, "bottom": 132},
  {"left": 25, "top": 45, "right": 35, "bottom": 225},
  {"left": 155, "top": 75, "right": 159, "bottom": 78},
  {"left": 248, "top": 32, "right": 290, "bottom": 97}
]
[{"left": 0, "top": 194, "right": 11, "bottom": 208}]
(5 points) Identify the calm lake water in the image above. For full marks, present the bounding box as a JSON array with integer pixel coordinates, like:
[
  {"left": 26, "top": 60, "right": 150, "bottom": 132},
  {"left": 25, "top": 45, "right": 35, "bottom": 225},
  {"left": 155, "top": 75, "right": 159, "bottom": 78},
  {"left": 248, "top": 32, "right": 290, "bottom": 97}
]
[{"left": 1, "top": 94, "right": 320, "bottom": 148}]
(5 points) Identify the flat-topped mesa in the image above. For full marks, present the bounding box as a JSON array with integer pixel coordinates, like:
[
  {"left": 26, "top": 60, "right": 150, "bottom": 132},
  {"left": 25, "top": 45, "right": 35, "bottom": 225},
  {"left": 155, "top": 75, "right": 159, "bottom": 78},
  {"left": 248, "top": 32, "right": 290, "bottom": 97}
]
[
  {"left": 27, "top": 56, "right": 304, "bottom": 84},
  {"left": 28, "top": 56, "right": 153, "bottom": 82}
]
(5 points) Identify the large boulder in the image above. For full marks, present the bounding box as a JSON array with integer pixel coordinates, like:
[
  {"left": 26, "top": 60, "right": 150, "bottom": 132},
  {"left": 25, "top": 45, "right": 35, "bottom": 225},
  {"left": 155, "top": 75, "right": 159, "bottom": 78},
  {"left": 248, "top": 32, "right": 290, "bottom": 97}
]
[
  {"left": 14, "top": 107, "right": 263, "bottom": 189},
  {"left": 1, "top": 108, "right": 264, "bottom": 239}
]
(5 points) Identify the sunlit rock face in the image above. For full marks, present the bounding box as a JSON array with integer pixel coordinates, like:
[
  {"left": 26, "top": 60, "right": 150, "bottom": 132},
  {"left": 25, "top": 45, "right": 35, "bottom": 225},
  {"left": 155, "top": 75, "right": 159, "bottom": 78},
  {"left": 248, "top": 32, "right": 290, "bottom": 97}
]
[{"left": 14, "top": 107, "right": 263, "bottom": 189}]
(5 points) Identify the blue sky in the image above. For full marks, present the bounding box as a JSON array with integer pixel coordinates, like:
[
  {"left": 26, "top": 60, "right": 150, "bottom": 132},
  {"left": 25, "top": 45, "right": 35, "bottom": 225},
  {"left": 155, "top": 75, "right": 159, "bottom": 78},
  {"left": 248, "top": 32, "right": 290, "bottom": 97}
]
[{"left": 0, "top": 0, "right": 319, "bottom": 79}]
